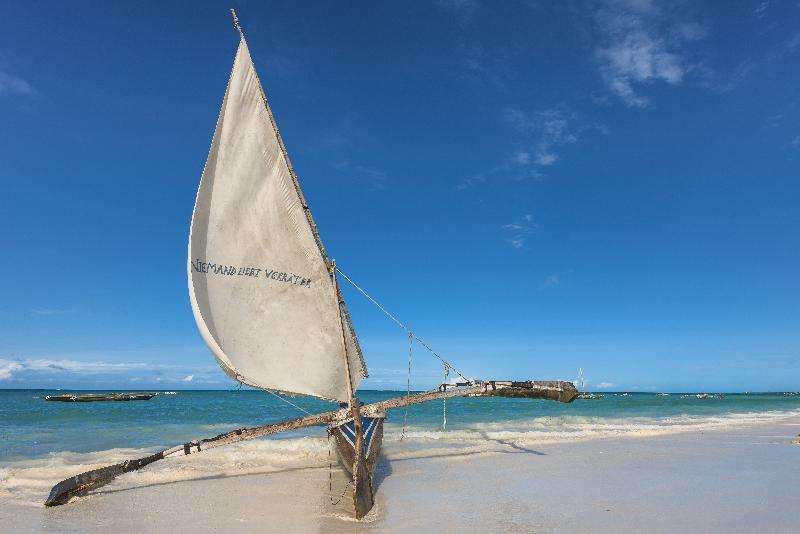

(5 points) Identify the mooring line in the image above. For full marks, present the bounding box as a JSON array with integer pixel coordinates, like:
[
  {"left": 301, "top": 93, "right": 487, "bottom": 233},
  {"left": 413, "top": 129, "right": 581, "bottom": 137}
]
[{"left": 335, "top": 266, "right": 471, "bottom": 383}]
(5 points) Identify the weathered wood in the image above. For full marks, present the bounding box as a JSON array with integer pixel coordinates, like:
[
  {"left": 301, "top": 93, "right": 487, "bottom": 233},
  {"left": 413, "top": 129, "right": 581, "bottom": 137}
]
[
  {"left": 45, "top": 407, "right": 347, "bottom": 506},
  {"left": 361, "top": 380, "right": 578, "bottom": 416},
  {"left": 472, "top": 381, "right": 579, "bottom": 403},
  {"left": 329, "top": 414, "right": 385, "bottom": 519},
  {"left": 44, "top": 392, "right": 161, "bottom": 402}
]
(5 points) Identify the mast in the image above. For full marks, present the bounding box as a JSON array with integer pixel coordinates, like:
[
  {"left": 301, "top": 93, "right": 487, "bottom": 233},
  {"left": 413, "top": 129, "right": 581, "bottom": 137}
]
[{"left": 229, "top": 9, "right": 367, "bottom": 380}]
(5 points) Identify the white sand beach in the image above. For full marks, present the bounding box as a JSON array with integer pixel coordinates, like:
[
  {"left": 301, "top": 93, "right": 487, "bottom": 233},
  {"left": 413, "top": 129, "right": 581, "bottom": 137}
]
[{"left": 2, "top": 414, "right": 799, "bottom": 533}]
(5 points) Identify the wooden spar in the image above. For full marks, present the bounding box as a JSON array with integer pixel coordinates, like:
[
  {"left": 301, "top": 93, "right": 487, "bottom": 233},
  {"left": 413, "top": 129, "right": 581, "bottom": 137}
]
[
  {"left": 43, "top": 380, "right": 577, "bottom": 506},
  {"left": 229, "top": 8, "right": 243, "bottom": 36},
  {"left": 361, "top": 380, "right": 578, "bottom": 416},
  {"left": 330, "top": 262, "right": 371, "bottom": 518},
  {"left": 45, "top": 407, "right": 346, "bottom": 506}
]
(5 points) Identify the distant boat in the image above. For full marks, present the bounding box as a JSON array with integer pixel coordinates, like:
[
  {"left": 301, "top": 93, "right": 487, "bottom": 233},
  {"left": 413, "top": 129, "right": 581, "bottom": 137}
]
[
  {"left": 575, "top": 368, "right": 603, "bottom": 399},
  {"left": 44, "top": 392, "right": 160, "bottom": 402},
  {"left": 656, "top": 393, "right": 670, "bottom": 397}
]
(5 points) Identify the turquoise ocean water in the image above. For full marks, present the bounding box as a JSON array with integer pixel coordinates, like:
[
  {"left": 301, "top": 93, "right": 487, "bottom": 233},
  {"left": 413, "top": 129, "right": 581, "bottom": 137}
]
[{"left": 2, "top": 389, "right": 799, "bottom": 463}]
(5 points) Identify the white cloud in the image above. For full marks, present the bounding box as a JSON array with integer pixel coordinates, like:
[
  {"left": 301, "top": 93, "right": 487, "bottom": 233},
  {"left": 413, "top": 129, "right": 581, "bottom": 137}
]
[
  {"left": 333, "top": 160, "right": 390, "bottom": 190},
  {"left": 502, "top": 214, "right": 537, "bottom": 249},
  {"left": 593, "top": 0, "right": 706, "bottom": 107},
  {"left": 0, "top": 69, "right": 37, "bottom": 97},
  {"left": 0, "top": 361, "right": 23, "bottom": 380},
  {"left": 0, "top": 358, "right": 151, "bottom": 379},
  {"left": 455, "top": 173, "right": 487, "bottom": 191},
  {"left": 789, "top": 33, "right": 800, "bottom": 51},
  {"left": 0, "top": 357, "right": 221, "bottom": 386},
  {"left": 31, "top": 308, "right": 73, "bottom": 316},
  {"left": 540, "top": 273, "right": 560, "bottom": 289},
  {"left": 535, "top": 152, "right": 558, "bottom": 166},
  {"left": 508, "top": 237, "right": 525, "bottom": 249},
  {"left": 503, "top": 106, "right": 588, "bottom": 172},
  {"left": 435, "top": 0, "right": 478, "bottom": 24},
  {"left": 753, "top": 1, "right": 769, "bottom": 19},
  {"left": 595, "top": 381, "right": 615, "bottom": 389}
]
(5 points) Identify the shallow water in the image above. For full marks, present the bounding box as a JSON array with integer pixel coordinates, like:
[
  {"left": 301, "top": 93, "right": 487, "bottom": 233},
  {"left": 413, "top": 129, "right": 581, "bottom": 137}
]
[{"left": 2, "top": 389, "right": 798, "bottom": 462}]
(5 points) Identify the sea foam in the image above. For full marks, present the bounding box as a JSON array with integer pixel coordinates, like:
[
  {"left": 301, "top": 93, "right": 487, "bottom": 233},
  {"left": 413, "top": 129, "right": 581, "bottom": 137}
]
[{"left": 3, "top": 408, "right": 798, "bottom": 506}]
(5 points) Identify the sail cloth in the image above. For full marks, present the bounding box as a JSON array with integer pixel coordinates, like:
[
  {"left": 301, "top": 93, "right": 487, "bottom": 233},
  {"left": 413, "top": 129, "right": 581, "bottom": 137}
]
[{"left": 188, "top": 37, "right": 363, "bottom": 403}]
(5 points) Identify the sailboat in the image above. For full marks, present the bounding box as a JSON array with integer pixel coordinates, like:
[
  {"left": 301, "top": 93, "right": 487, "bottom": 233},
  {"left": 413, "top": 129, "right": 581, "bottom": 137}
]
[{"left": 44, "top": 11, "right": 578, "bottom": 519}]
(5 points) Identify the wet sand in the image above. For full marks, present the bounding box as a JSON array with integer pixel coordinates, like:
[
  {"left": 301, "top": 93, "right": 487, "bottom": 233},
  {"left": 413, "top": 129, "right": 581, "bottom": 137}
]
[{"left": 3, "top": 415, "right": 799, "bottom": 533}]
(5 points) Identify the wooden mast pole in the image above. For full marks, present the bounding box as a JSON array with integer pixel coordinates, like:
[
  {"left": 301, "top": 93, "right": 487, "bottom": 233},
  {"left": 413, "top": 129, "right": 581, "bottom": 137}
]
[
  {"left": 331, "top": 260, "right": 371, "bottom": 518},
  {"left": 230, "top": 8, "right": 243, "bottom": 36}
]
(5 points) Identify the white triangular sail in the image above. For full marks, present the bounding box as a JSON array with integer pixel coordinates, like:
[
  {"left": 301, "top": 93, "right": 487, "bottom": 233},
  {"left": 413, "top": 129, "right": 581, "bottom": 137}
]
[{"left": 188, "top": 37, "right": 363, "bottom": 402}]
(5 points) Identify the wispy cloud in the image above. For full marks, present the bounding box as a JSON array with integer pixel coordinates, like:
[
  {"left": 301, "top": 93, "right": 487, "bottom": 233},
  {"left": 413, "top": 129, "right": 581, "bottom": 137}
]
[
  {"left": 434, "top": 0, "right": 479, "bottom": 25},
  {"left": 789, "top": 33, "right": 800, "bottom": 52},
  {"left": 505, "top": 106, "right": 579, "bottom": 167},
  {"left": 455, "top": 173, "right": 487, "bottom": 191},
  {"left": 592, "top": 0, "right": 707, "bottom": 107},
  {"left": 0, "top": 67, "right": 37, "bottom": 97},
  {"left": 333, "top": 160, "right": 390, "bottom": 190},
  {"left": 0, "top": 358, "right": 153, "bottom": 379},
  {"left": 0, "top": 361, "right": 23, "bottom": 380},
  {"left": 459, "top": 44, "right": 512, "bottom": 89},
  {"left": 595, "top": 381, "right": 615, "bottom": 389},
  {"left": 456, "top": 105, "right": 605, "bottom": 191},
  {"left": 502, "top": 213, "right": 536, "bottom": 249},
  {"left": 31, "top": 308, "right": 73, "bottom": 316},
  {"left": 540, "top": 273, "right": 560, "bottom": 289},
  {"left": 504, "top": 105, "right": 607, "bottom": 174},
  {"left": 753, "top": 1, "right": 770, "bottom": 19},
  {"left": 698, "top": 59, "right": 756, "bottom": 94},
  {"left": 0, "top": 357, "right": 222, "bottom": 386}
]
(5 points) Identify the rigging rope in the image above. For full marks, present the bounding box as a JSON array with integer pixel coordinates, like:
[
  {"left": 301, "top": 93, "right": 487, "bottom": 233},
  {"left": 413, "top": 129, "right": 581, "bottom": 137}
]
[
  {"left": 442, "top": 363, "right": 449, "bottom": 431},
  {"left": 327, "top": 431, "right": 352, "bottom": 505},
  {"left": 400, "top": 332, "right": 413, "bottom": 441},
  {"left": 335, "top": 266, "right": 471, "bottom": 383},
  {"left": 264, "top": 388, "right": 313, "bottom": 416}
]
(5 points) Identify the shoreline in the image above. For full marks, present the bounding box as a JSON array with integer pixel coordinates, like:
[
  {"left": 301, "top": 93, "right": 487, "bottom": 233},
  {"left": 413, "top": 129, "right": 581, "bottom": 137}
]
[{"left": 2, "top": 412, "right": 799, "bottom": 532}]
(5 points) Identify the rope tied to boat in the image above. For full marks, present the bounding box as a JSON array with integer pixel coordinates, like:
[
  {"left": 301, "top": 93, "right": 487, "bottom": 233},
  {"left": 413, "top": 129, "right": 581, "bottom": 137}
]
[
  {"left": 400, "top": 331, "right": 413, "bottom": 441},
  {"left": 264, "top": 387, "right": 313, "bottom": 416},
  {"left": 327, "top": 430, "right": 352, "bottom": 505},
  {"left": 442, "top": 363, "right": 449, "bottom": 431}
]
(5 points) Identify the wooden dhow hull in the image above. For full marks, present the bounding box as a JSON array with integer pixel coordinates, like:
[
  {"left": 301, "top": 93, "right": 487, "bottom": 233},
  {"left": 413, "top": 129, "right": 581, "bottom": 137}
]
[{"left": 328, "top": 413, "right": 385, "bottom": 519}]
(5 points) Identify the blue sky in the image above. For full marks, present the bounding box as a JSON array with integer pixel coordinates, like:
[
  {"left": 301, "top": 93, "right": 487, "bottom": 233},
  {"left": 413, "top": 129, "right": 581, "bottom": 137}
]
[{"left": 1, "top": 1, "right": 798, "bottom": 392}]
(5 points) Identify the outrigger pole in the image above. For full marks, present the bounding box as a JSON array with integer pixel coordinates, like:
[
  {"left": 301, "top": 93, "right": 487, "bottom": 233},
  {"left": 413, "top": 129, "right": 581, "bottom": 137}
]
[{"left": 44, "top": 380, "right": 577, "bottom": 506}]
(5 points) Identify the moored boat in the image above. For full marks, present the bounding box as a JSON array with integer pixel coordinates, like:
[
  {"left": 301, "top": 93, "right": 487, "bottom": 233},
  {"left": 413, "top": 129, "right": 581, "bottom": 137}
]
[{"left": 44, "top": 392, "right": 159, "bottom": 402}]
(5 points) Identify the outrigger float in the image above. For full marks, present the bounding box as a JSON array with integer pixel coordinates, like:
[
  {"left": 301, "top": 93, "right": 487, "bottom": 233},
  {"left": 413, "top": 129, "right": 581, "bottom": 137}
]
[{"left": 44, "top": 10, "right": 578, "bottom": 519}]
